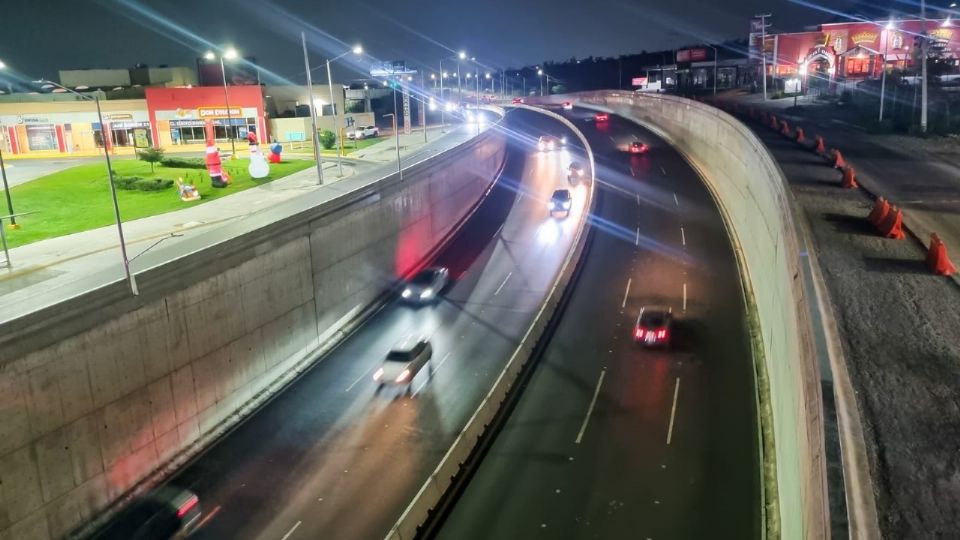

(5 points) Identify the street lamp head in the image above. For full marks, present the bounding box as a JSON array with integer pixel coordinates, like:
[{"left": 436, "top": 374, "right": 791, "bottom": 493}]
[
  {"left": 430, "top": 73, "right": 436, "bottom": 79},
  {"left": 224, "top": 48, "right": 239, "bottom": 60},
  {"left": 382, "top": 80, "right": 388, "bottom": 86},
  {"left": 0, "top": 60, "right": 5, "bottom": 69},
  {"left": 204, "top": 51, "right": 215, "bottom": 60},
  {"left": 352, "top": 45, "right": 363, "bottom": 55},
  {"left": 485, "top": 72, "right": 491, "bottom": 79},
  {"left": 886, "top": 20, "right": 895, "bottom": 30},
  {"left": 407, "top": 76, "right": 412, "bottom": 81},
  {"left": 537, "top": 69, "right": 543, "bottom": 75},
  {"left": 458, "top": 51, "right": 467, "bottom": 60}
]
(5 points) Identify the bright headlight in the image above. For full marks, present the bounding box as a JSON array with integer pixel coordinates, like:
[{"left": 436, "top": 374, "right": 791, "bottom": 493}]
[
  {"left": 560, "top": 136, "right": 567, "bottom": 144},
  {"left": 402, "top": 289, "right": 412, "bottom": 298},
  {"left": 395, "top": 369, "right": 411, "bottom": 383},
  {"left": 373, "top": 367, "right": 384, "bottom": 381},
  {"left": 562, "top": 201, "right": 571, "bottom": 209},
  {"left": 420, "top": 288, "right": 434, "bottom": 298}
]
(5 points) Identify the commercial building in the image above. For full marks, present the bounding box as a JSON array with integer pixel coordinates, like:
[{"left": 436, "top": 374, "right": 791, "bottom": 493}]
[
  {"left": 146, "top": 86, "right": 268, "bottom": 150},
  {"left": 753, "top": 18, "right": 960, "bottom": 92}
]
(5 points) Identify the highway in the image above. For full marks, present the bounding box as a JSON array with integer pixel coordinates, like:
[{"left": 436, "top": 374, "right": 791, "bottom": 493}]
[
  {"left": 91, "top": 111, "right": 589, "bottom": 540},
  {"left": 433, "top": 108, "right": 761, "bottom": 539}
]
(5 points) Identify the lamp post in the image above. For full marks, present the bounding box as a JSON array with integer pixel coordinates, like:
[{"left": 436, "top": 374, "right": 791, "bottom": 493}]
[
  {"left": 880, "top": 20, "right": 895, "bottom": 122},
  {"left": 325, "top": 44, "right": 363, "bottom": 177},
  {"left": 35, "top": 80, "right": 137, "bottom": 295},
  {"left": 0, "top": 60, "right": 15, "bottom": 229},
  {"left": 921, "top": 0, "right": 928, "bottom": 133},
  {"left": 537, "top": 68, "right": 545, "bottom": 96},
  {"left": 300, "top": 32, "right": 324, "bottom": 185},
  {"left": 204, "top": 48, "right": 239, "bottom": 159},
  {"left": 707, "top": 45, "right": 718, "bottom": 96}
]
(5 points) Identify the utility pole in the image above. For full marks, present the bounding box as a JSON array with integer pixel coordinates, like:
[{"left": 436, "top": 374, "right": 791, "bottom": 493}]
[
  {"left": 301, "top": 32, "right": 324, "bottom": 185},
  {"left": 756, "top": 13, "right": 772, "bottom": 101},
  {"left": 921, "top": 0, "right": 929, "bottom": 132}
]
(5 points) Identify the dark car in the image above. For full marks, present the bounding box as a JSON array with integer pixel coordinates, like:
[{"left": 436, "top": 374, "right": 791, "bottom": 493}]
[
  {"left": 548, "top": 188, "right": 573, "bottom": 216},
  {"left": 633, "top": 306, "right": 674, "bottom": 347},
  {"left": 93, "top": 487, "right": 201, "bottom": 540},
  {"left": 594, "top": 112, "right": 609, "bottom": 122},
  {"left": 629, "top": 140, "right": 650, "bottom": 154},
  {"left": 567, "top": 162, "right": 585, "bottom": 183},
  {"left": 401, "top": 267, "right": 449, "bottom": 304}
]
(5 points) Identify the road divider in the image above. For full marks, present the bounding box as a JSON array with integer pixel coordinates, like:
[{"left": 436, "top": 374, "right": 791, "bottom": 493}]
[{"left": 383, "top": 104, "right": 597, "bottom": 540}]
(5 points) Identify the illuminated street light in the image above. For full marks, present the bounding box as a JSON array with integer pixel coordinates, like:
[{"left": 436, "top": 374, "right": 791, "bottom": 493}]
[
  {"left": 35, "top": 79, "right": 137, "bottom": 294},
  {"left": 326, "top": 43, "right": 363, "bottom": 176},
  {"left": 458, "top": 51, "right": 467, "bottom": 60},
  {"left": 880, "top": 19, "right": 896, "bottom": 122},
  {"left": 441, "top": 52, "right": 467, "bottom": 132},
  {"left": 204, "top": 47, "right": 240, "bottom": 159}
]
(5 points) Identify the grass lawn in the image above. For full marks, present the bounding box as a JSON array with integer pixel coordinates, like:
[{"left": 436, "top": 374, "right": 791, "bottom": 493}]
[{"left": 4, "top": 158, "right": 312, "bottom": 248}]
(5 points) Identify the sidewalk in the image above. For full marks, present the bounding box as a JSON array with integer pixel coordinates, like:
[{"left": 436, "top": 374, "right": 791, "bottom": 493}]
[
  {"left": 729, "top": 90, "right": 960, "bottom": 280},
  {"left": 0, "top": 123, "right": 478, "bottom": 322},
  {"left": 729, "top": 97, "right": 960, "bottom": 539}
]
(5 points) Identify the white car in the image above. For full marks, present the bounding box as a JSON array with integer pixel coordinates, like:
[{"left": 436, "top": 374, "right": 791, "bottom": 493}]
[
  {"left": 401, "top": 267, "right": 450, "bottom": 304},
  {"left": 537, "top": 135, "right": 566, "bottom": 152},
  {"left": 349, "top": 125, "right": 380, "bottom": 140},
  {"left": 374, "top": 338, "right": 433, "bottom": 394}
]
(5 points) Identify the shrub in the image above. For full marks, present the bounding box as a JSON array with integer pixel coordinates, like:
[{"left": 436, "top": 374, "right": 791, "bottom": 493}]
[
  {"left": 161, "top": 156, "right": 207, "bottom": 169},
  {"left": 137, "top": 147, "right": 165, "bottom": 172},
  {"left": 113, "top": 176, "right": 174, "bottom": 191},
  {"left": 319, "top": 129, "right": 336, "bottom": 149}
]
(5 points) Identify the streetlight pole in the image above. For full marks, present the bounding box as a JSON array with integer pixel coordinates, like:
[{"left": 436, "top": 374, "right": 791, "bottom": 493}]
[
  {"left": 439, "top": 64, "right": 446, "bottom": 132},
  {"left": 324, "top": 44, "right": 362, "bottom": 178},
  {"left": 301, "top": 32, "right": 324, "bottom": 185},
  {"left": 0, "top": 147, "right": 16, "bottom": 228},
  {"left": 709, "top": 45, "right": 718, "bottom": 96},
  {"left": 880, "top": 21, "right": 894, "bottom": 122},
  {"left": 37, "top": 80, "right": 137, "bottom": 295},
  {"left": 921, "top": 0, "right": 929, "bottom": 133},
  {"left": 420, "top": 71, "right": 428, "bottom": 143},
  {"left": 205, "top": 49, "right": 240, "bottom": 160},
  {"left": 757, "top": 13, "right": 771, "bottom": 101},
  {"left": 387, "top": 85, "right": 402, "bottom": 180},
  {"left": 538, "top": 69, "right": 544, "bottom": 96}
]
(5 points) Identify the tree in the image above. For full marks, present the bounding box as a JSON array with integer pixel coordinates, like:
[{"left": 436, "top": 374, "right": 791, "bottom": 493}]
[
  {"left": 319, "top": 129, "right": 336, "bottom": 150},
  {"left": 137, "top": 147, "right": 165, "bottom": 173}
]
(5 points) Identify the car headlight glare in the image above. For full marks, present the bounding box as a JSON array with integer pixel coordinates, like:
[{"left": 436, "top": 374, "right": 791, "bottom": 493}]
[
  {"left": 420, "top": 288, "right": 434, "bottom": 298},
  {"left": 402, "top": 289, "right": 412, "bottom": 298}
]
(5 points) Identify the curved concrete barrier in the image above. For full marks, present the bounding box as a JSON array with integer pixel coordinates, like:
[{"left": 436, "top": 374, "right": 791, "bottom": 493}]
[
  {"left": 383, "top": 105, "right": 597, "bottom": 540},
  {"left": 558, "top": 92, "right": 829, "bottom": 540},
  {"left": 0, "top": 120, "right": 507, "bottom": 540}
]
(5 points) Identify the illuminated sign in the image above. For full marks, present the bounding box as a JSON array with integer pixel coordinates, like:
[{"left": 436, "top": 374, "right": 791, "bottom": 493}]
[
  {"left": 931, "top": 28, "right": 954, "bottom": 40},
  {"left": 106, "top": 113, "right": 133, "bottom": 121},
  {"left": 676, "top": 48, "right": 708, "bottom": 63},
  {"left": 851, "top": 31, "right": 878, "bottom": 45},
  {"left": 632, "top": 76, "right": 648, "bottom": 86},
  {"left": 370, "top": 60, "right": 417, "bottom": 77},
  {"left": 197, "top": 107, "right": 242, "bottom": 118}
]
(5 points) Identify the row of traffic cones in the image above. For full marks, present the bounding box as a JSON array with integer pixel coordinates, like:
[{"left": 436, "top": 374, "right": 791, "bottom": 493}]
[{"left": 717, "top": 97, "right": 957, "bottom": 277}]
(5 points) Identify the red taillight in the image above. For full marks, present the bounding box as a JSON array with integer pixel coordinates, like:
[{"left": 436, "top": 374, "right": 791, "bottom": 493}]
[
  {"left": 176, "top": 494, "right": 199, "bottom": 518},
  {"left": 634, "top": 327, "right": 643, "bottom": 338},
  {"left": 657, "top": 329, "right": 666, "bottom": 339}
]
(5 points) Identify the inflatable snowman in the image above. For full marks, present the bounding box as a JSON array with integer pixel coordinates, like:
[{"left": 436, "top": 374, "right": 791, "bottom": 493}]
[{"left": 247, "top": 131, "right": 270, "bottom": 179}]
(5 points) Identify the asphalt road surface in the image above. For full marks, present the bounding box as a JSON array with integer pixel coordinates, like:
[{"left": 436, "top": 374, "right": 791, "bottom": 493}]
[
  {"left": 434, "top": 108, "right": 761, "bottom": 540},
  {"left": 91, "top": 110, "right": 589, "bottom": 540}
]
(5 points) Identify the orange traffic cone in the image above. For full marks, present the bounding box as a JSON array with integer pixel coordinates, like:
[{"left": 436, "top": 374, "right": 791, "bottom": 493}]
[
  {"left": 926, "top": 233, "right": 958, "bottom": 275},
  {"left": 841, "top": 166, "right": 859, "bottom": 189},
  {"left": 867, "top": 197, "right": 890, "bottom": 227},
  {"left": 813, "top": 135, "right": 826, "bottom": 154},
  {"left": 795, "top": 127, "right": 806, "bottom": 144},
  {"left": 770, "top": 115, "right": 780, "bottom": 130},
  {"left": 831, "top": 149, "right": 847, "bottom": 169},
  {"left": 877, "top": 206, "right": 906, "bottom": 239},
  {"left": 780, "top": 120, "right": 791, "bottom": 137}
]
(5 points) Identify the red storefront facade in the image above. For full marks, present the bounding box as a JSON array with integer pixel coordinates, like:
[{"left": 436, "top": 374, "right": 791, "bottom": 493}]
[
  {"left": 764, "top": 19, "right": 960, "bottom": 88},
  {"left": 145, "top": 86, "right": 268, "bottom": 150}
]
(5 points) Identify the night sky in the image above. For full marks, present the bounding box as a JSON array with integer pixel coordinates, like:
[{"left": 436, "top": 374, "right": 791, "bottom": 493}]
[{"left": 0, "top": 0, "right": 910, "bottom": 85}]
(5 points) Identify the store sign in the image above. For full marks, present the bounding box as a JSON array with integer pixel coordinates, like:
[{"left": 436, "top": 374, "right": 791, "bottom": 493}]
[
  {"left": 197, "top": 107, "right": 243, "bottom": 118},
  {"left": 370, "top": 60, "right": 416, "bottom": 77},
  {"left": 676, "top": 48, "right": 708, "bottom": 63},
  {"left": 17, "top": 115, "right": 50, "bottom": 124},
  {"left": 169, "top": 119, "right": 207, "bottom": 128},
  {"left": 97, "top": 121, "right": 149, "bottom": 130},
  {"left": 133, "top": 129, "right": 150, "bottom": 148},
  {"left": 931, "top": 28, "right": 954, "bottom": 40},
  {"left": 632, "top": 76, "right": 648, "bottom": 86},
  {"left": 851, "top": 31, "right": 878, "bottom": 45},
  {"left": 106, "top": 113, "right": 133, "bottom": 121},
  {"left": 402, "top": 88, "right": 412, "bottom": 135}
]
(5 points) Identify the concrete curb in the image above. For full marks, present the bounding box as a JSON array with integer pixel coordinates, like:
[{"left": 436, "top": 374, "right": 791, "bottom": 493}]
[{"left": 381, "top": 106, "right": 598, "bottom": 540}]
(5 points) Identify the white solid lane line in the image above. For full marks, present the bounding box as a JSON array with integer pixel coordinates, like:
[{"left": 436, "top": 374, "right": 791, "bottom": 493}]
[
  {"left": 683, "top": 283, "right": 687, "bottom": 312},
  {"left": 635, "top": 226, "right": 640, "bottom": 247},
  {"left": 494, "top": 271, "right": 513, "bottom": 295},
  {"left": 414, "top": 351, "right": 453, "bottom": 394},
  {"left": 281, "top": 521, "right": 302, "bottom": 540},
  {"left": 666, "top": 377, "right": 681, "bottom": 445},
  {"left": 660, "top": 166, "right": 667, "bottom": 176},
  {"left": 673, "top": 192, "right": 679, "bottom": 207},
  {"left": 622, "top": 278, "right": 632, "bottom": 309},
  {"left": 680, "top": 226, "right": 686, "bottom": 246},
  {"left": 576, "top": 368, "right": 607, "bottom": 444}
]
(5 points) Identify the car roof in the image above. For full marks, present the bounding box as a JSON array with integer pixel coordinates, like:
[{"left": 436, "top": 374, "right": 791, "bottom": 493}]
[
  {"left": 390, "top": 336, "right": 429, "bottom": 354},
  {"left": 636, "top": 306, "right": 672, "bottom": 323}
]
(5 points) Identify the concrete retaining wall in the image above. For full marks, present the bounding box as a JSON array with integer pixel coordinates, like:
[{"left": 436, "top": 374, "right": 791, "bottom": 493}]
[
  {"left": 0, "top": 127, "right": 506, "bottom": 539},
  {"left": 572, "top": 92, "right": 827, "bottom": 539}
]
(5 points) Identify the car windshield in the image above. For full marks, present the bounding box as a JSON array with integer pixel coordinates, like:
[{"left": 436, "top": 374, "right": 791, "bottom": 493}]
[
  {"left": 411, "top": 270, "right": 437, "bottom": 285},
  {"left": 640, "top": 313, "right": 666, "bottom": 326},
  {"left": 553, "top": 191, "right": 571, "bottom": 201},
  {"left": 386, "top": 350, "right": 412, "bottom": 362}
]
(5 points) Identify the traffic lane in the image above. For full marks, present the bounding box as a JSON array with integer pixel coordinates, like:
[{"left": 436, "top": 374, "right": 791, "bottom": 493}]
[
  {"left": 150, "top": 112, "right": 587, "bottom": 540},
  {"left": 435, "top": 111, "right": 759, "bottom": 539}
]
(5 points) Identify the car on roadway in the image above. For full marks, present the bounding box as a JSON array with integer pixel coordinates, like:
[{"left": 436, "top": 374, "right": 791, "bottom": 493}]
[
  {"left": 561, "top": 101, "right": 573, "bottom": 110},
  {"left": 634, "top": 306, "right": 674, "bottom": 347},
  {"left": 401, "top": 267, "right": 449, "bottom": 304},
  {"left": 348, "top": 125, "right": 380, "bottom": 140},
  {"left": 374, "top": 337, "right": 433, "bottom": 394},
  {"left": 594, "top": 112, "right": 609, "bottom": 122},
  {"left": 94, "top": 487, "right": 202, "bottom": 540},
  {"left": 537, "top": 135, "right": 565, "bottom": 151},
  {"left": 628, "top": 140, "right": 650, "bottom": 154},
  {"left": 512, "top": 97, "right": 524, "bottom": 104},
  {"left": 567, "top": 162, "right": 585, "bottom": 184},
  {"left": 548, "top": 188, "right": 573, "bottom": 216}
]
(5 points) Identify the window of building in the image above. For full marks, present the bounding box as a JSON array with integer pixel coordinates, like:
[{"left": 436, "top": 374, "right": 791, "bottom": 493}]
[
  {"left": 834, "top": 36, "right": 844, "bottom": 52},
  {"left": 26, "top": 125, "right": 57, "bottom": 151},
  {"left": 845, "top": 56, "right": 872, "bottom": 76},
  {"left": 893, "top": 32, "right": 904, "bottom": 49}
]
